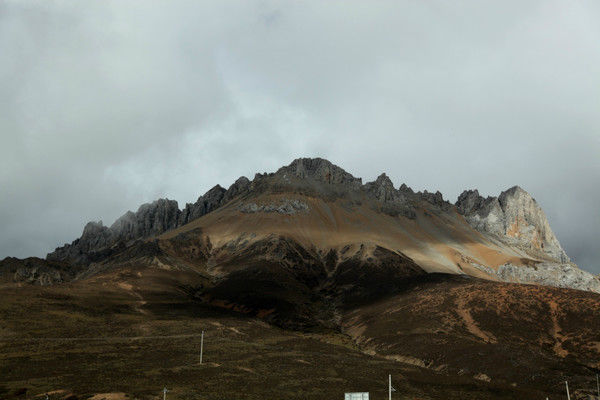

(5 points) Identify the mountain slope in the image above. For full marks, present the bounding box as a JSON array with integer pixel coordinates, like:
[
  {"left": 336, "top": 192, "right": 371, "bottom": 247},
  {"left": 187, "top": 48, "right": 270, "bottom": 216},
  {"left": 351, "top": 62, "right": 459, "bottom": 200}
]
[
  {"left": 343, "top": 274, "right": 600, "bottom": 386},
  {"left": 8, "top": 268, "right": 598, "bottom": 400}
]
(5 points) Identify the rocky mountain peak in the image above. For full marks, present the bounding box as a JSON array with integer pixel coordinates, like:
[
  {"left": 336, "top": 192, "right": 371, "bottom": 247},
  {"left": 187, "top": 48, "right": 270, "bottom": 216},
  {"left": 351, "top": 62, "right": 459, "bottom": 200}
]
[
  {"left": 455, "top": 189, "right": 482, "bottom": 215},
  {"left": 498, "top": 184, "right": 526, "bottom": 198},
  {"left": 81, "top": 221, "right": 107, "bottom": 237},
  {"left": 204, "top": 184, "right": 227, "bottom": 199},
  {"left": 498, "top": 186, "right": 567, "bottom": 261},
  {"left": 374, "top": 173, "right": 393, "bottom": 185},
  {"left": 497, "top": 185, "right": 531, "bottom": 212},
  {"left": 364, "top": 173, "right": 398, "bottom": 202},
  {"left": 222, "top": 177, "right": 250, "bottom": 204},
  {"left": 456, "top": 186, "right": 569, "bottom": 263},
  {"left": 277, "top": 158, "right": 363, "bottom": 187},
  {"left": 399, "top": 183, "right": 414, "bottom": 194},
  {"left": 79, "top": 221, "right": 113, "bottom": 253}
]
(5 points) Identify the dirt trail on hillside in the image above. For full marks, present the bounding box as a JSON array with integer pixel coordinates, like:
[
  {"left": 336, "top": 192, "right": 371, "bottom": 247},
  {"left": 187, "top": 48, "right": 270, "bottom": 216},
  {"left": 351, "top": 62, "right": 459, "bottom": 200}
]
[
  {"left": 549, "top": 300, "right": 569, "bottom": 357},
  {"left": 455, "top": 296, "right": 498, "bottom": 344}
]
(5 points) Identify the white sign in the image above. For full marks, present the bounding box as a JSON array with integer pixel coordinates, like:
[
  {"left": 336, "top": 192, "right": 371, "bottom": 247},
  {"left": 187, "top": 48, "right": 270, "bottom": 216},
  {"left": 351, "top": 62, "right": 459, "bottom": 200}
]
[{"left": 345, "top": 393, "right": 369, "bottom": 400}]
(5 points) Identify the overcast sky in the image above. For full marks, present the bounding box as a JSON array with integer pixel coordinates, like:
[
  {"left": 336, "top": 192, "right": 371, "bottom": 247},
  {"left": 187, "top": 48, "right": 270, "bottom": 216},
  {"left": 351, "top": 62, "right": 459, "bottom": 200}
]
[{"left": 1, "top": 1, "right": 599, "bottom": 272}]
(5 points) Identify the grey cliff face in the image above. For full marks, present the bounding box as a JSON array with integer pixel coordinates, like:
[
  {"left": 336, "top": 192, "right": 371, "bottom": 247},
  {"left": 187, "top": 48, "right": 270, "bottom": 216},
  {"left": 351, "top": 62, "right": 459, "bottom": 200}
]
[
  {"left": 48, "top": 185, "right": 229, "bottom": 265},
  {"left": 222, "top": 176, "right": 250, "bottom": 204},
  {"left": 456, "top": 190, "right": 505, "bottom": 236},
  {"left": 80, "top": 221, "right": 114, "bottom": 252},
  {"left": 179, "top": 185, "right": 226, "bottom": 226},
  {"left": 46, "top": 221, "right": 113, "bottom": 264},
  {"left": 456, "top": 186, "right": 569, "bottom": 263},
  {"left": 111, "top": 199, "right": 180, "bottom": 242},
  {"left": 498, "top": 186, "right": 567, "bottom": 262}
]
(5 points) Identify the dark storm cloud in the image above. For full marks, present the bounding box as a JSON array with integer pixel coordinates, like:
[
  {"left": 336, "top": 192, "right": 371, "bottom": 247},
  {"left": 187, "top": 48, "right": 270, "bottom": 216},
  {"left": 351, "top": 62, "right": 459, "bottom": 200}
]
[{"left": 1, "top": 1, "right": 599, "bottom": 272}]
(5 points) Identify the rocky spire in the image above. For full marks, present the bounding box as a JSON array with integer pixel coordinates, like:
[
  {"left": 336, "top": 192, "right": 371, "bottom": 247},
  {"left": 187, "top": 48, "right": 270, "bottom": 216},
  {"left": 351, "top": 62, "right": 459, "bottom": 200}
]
[
  {"left": 364, "top": 173, "right": 399, "bottom": 202},
  {"left": 456, "top": 186, "right": 569, "bottom": 263},
  {"left": 419, "top": 190, "right": 448, "bottom": 207},
  {"left": 179, "top": 185, "right": 226, "bottom": 226},
  {"left": 222, "top": 176, "right": 250, "bottom": 204},
  {"left": 111, "top": 199, "right": 180, "bottom": 242}
]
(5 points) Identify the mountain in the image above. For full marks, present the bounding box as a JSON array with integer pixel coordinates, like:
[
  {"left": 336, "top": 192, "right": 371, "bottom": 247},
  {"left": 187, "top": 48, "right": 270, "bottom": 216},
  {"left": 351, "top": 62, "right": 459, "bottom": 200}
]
[
  {"left": 2, "top": 157, "right": 600, "bottom": 400},
  {"left": 38, "top": 157, "right": 597, "bottom": 293}
]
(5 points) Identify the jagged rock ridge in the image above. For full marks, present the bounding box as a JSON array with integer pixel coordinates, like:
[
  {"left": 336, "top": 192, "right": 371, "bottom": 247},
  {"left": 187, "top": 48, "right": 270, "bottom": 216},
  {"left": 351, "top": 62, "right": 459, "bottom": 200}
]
[
  {"left": 47, "top": 182, "right": 244, "bottom": 265},
  {"left": 44, "top": 157, "right": 590, "bottom": 294},
  {"left": 47, "top": 158, "right": 443, "bottom": 265}
]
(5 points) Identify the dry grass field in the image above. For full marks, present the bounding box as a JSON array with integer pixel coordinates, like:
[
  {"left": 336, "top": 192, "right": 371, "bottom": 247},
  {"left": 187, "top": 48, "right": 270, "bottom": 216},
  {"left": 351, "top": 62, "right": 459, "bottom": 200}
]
[{"left": 2, "top": 266, "right": 599, "bottom": 400}]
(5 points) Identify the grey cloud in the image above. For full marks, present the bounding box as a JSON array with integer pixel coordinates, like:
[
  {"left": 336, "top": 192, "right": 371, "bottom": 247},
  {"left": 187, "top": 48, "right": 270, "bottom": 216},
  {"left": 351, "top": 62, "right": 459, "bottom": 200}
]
[{"left": 1, "top": 1, "right": 599, "bottom": 273}]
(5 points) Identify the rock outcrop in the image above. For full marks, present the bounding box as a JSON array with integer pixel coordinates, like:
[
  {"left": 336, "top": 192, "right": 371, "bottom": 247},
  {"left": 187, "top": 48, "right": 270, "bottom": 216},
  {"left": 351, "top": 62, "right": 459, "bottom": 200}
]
[
  {"left": 179, "top": 185, "right": 226, "bottom": 226},
  {"left": 456, "top": 186, "right": 569, "bottom": 263},
  {"left": 48, "top": 199, "right": 183, "bottom": 266},
  {"left": 111, "top": 199, "right": 180, "bottom": 242},
  {"left": 364, "top": 173, "right": 400, "bottom": 203},
  {"left": 239, "top": 199, "right": 309, "bottom": 215},
  {"left": 363, "top": 173, "right": 417, "bottom": 218},
  {"left": 0, "top": 257, "right": 76, "bottom": 285},
  {"left": 470, "top": 262, "right": 600, "bottom": 293},
  {"left": 48, "top": 186, "right": 228, "bottom": 265},
  {"left": 46, "top": 221, "right": 114, "bottom": 265},
  {"left": 456, "top": 190, "right": 505, "bottom": 236},
  {"left": 222, "top": 177, "right": 251, "bottom": 204},
  {"left": 418, "top": 190, "right": 451, "bottom": 209}
]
